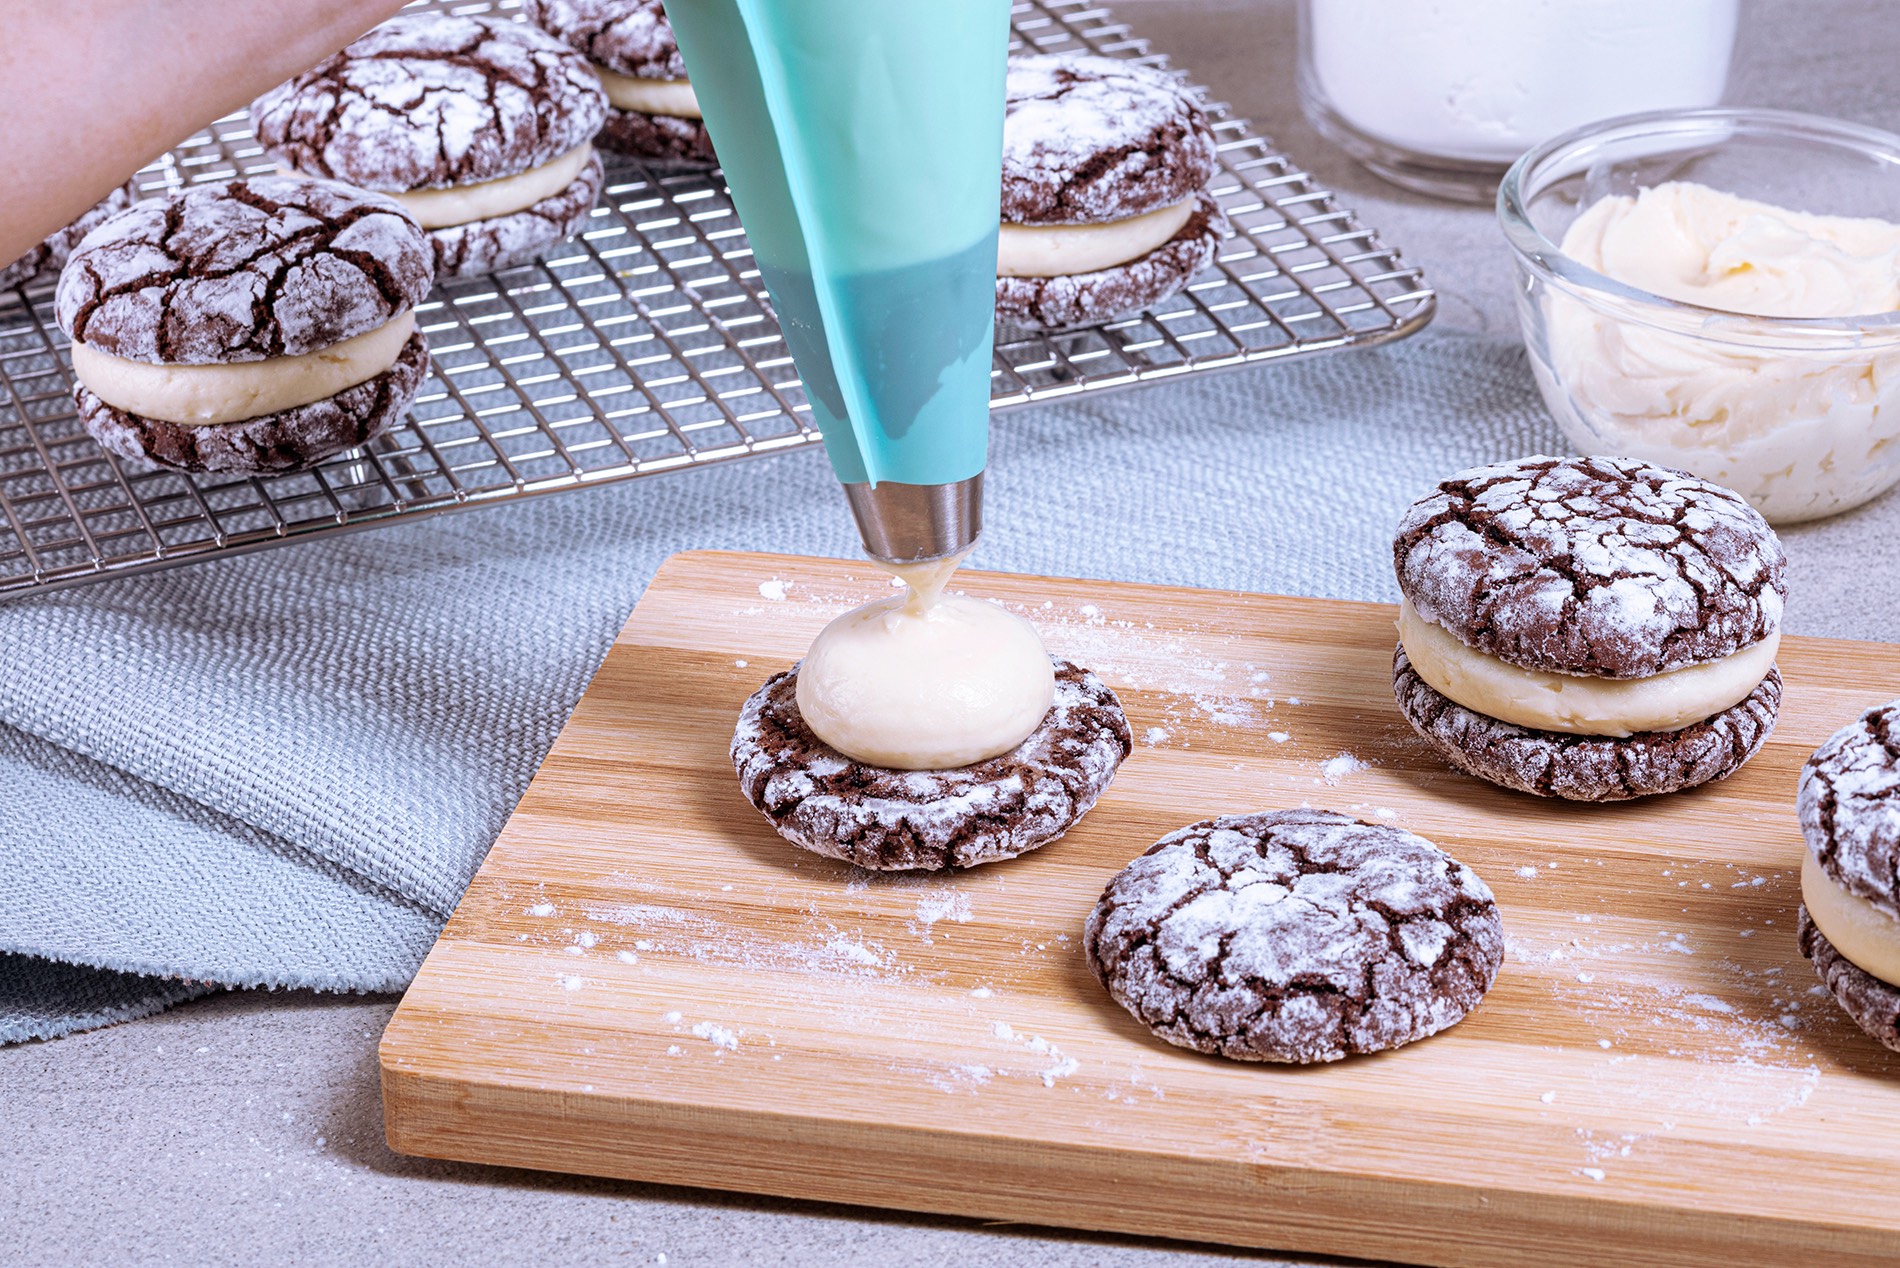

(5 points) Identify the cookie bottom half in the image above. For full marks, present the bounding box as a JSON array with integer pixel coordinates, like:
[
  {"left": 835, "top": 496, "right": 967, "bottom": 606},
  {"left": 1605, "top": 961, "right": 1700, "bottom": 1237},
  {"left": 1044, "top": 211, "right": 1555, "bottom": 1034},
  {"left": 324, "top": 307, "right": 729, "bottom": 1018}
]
[
  {"left": 431, "top": 153, "right": 605, "bottom": 279},
  {"left": 596, "top": 108, "right": 714, "bottom": 164},
  {"left": 1393, "top": 646, "right": 1781, "bottom": 801},
  {"left": 995, "top": 191, "right": 1226, "bottom": 331},
  {"left": 74, "top": 331, "right": 429, "bottom": 476},
  {"left": 730, "top": 658, "right": 1132, "bottom": 872},
  {"left": 1800, "top": 907, "right": 1900, "bottom": 1053}
]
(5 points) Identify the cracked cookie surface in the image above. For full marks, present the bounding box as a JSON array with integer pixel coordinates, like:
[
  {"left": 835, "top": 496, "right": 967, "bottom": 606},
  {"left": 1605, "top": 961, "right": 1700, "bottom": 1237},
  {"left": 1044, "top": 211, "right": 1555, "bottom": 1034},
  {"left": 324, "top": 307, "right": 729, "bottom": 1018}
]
[
  {"left": 1395, "top": 647, "right": 1780, "bottom": 801},
  {"left": 1, "top": 179, "right": 139, "bottom": 293},
  {"left": 1798, "top": 699, "right": 1900, "bottom": 918},
  {"left": 250, "top": 13, "right": 607, "bottom": 192},
  {"left": 1799, "top": 908, "right": 1900, "bottom": 1053},
  {"left": 1084, "top": 809, "right": 1503, "bottom": 1064},
  {"left": 523, "top": 0, "right": 686, "bottom": 79},
  {"left": 1394, "top": 455, "right": 1786, "bottom": 679},
  {"left": 76, "top": 331, "right": 428, "bottom": 475},
  {"left": 731, "top": 659, "right": 1132, "bottom": 872},
  {"left": 1002, "top": 54, "right": 1219, "bottom": 226},
  {"left": 55, "top": 176, "right": 434, "bottom": 366},
  {"left": 996, "top": 190, "right": 1224, "bottom": 330}
]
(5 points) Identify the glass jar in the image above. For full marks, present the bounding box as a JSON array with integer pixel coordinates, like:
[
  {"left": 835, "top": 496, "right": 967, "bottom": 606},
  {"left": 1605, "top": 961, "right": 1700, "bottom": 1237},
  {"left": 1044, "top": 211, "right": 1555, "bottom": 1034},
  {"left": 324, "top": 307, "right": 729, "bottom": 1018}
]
[
  {"left": 1500, "top": 108, "right": 1900, "bottom": 524},
  {"left": 1297, "top": 0, "right": 1740, "bottom": 203}
]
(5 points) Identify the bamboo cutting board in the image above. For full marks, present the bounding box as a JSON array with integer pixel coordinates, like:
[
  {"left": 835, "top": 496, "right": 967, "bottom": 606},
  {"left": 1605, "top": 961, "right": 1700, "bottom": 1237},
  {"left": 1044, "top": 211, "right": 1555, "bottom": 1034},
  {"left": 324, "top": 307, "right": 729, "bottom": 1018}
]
[{"left": 381, "top": 550, "right": 1900, "bottom": 1266}]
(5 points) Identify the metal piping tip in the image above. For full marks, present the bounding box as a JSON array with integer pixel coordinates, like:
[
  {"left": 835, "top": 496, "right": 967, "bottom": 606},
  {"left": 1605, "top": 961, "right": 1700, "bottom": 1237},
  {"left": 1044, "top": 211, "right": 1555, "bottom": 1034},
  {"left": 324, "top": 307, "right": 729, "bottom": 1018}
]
[{"left": 841, "top": 474, "right": 983, "bottom": 565}]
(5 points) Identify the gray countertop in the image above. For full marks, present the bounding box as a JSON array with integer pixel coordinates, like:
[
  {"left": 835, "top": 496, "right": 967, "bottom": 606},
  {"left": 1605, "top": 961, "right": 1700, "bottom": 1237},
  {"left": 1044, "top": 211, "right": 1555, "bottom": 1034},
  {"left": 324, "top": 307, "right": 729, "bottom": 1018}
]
[{"left": 9, "top": 2, "right": 1898, "bottom": 1264}]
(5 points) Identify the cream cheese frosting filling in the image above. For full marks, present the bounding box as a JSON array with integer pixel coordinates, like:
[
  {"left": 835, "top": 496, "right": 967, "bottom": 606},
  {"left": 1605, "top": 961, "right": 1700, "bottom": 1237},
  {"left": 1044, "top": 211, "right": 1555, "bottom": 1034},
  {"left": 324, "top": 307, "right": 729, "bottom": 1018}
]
[
  {"left": 69, "top": 310, "right": 415, "bottom": 426},
  {"left": 795, "top": 553, "right": 1056, "bottom": 770},
  {"left": 595, "top": 68, "right": 701, "bottom": 119},
  {"left": 345, "top": 144, "right": 595, "bottom": 230},
  {"left": 1803, "top": 850, "right": 1900, "bottom": 988},
  {"left": 1398, "top": 599, "right": 1779, "bottom": 737},
  {"left": 1546, "top": 181, "right": 1900, "bottom": 522},
  {"left": 998, "top": 196, "right": 1196, "bottom": 279}
]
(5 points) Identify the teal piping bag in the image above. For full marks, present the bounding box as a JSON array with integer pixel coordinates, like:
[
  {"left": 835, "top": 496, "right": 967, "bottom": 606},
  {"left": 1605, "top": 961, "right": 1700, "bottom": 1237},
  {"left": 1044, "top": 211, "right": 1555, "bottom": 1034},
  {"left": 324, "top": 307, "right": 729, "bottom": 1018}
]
[{"left": 667, "top": 0, "right": 1010, "bottom": 497}]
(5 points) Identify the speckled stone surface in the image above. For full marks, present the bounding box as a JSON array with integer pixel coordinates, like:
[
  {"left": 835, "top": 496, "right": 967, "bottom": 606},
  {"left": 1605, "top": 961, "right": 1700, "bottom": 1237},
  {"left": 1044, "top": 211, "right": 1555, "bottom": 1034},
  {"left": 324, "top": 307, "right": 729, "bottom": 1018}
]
[{"left": 12, "top": 3, "right": 1899, "bottom": 1264}]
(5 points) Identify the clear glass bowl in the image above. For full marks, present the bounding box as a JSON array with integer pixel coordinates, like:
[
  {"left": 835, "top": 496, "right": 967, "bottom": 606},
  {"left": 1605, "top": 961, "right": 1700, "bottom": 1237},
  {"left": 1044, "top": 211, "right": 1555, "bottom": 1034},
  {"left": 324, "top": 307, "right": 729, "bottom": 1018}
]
[{"left": 1499, "top": 108, "right": 1900, "bottom": 524}]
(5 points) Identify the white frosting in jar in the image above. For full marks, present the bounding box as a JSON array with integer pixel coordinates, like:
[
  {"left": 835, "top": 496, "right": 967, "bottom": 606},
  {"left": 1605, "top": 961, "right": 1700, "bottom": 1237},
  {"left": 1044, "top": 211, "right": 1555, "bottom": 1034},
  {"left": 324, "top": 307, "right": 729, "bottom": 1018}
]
[
  {"left": 997, "top": 197, "right": 1195, "bottom": 278},
  {"left": 1397, "top": 599, "right": 1777, "bottom": 737},
  {"left": 1545, "top": 181, "right": 1900, "bottom": 523},
  {"left": 795, "top": 554, "right": 1055, "bottom": 771},
  {"left": 1307, "top": 0, "right": 1736, "bottom": 164},
  {"left": 361, "top": 144, "right": 595, "bottom": 229},
  {"left": 595, "top": 68, "right": 701, "bottom": 119},
  {"left": 69, "top": 311, "right": 414, "bottom": 426},
  {"left": 1802, "top": 850, "right": 1900, "bottom": 987}
]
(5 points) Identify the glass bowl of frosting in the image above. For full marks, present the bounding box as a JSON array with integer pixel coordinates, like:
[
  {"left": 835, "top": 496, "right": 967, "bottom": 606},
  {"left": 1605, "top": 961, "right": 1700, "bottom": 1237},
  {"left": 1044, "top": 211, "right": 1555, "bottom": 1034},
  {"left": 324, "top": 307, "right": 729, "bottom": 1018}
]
[{"left": 1499, "top": 108, "right": 1900, "bottom": 523}]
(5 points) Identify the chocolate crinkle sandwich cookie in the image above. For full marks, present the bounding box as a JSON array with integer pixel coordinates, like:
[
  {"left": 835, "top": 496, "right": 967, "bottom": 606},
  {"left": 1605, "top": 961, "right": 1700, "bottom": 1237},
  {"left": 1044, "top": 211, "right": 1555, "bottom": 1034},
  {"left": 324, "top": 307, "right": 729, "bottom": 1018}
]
[
  {"left": 0, "top": 178, "right": 141, "bottom": 292},
  {"left": 250, "top": 13, "right": 609, "bottom": 279},
  {"left": 730, "top": 660, "right": 1133, "bottom": 871},
  {"left": 523, "top": 0, "right": 714, "bottom": 163},
  {"left": 1391, "top": 455, "right": 1787, "bottom": 801},
  {"left": 55, "top": 176, "right": 434, "bottom": 476},
  {"left": 1796, "top": 700, "right": 1900, "bottom": 1053},
  {"left": 995, "top": 53, "right": 1228, "bottom": 331},
  {"left": 1085, "top": 810, "right": 1504, "bottom": 1064}
]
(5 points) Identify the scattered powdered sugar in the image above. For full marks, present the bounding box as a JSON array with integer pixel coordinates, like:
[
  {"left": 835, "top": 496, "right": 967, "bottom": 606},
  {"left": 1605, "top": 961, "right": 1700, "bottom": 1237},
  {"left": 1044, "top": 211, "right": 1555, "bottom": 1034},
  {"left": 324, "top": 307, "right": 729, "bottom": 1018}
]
[
  {"left": 526, "top": 902, "right": 556, "bottom": 917},
  {"left": 1579, "top": 1167, "right": 1606, "bottom": 1182},
  {"left": 1320, "top": 753, "right": 1369, "bottom": 784},
  {"left": 971, "top": 986, "right": 994, "bottom": 999},
  {"left": 1143, "top": 726, "right": 1171, "bottom": 747},
  {"left": 914, "top": 891, "right": 973, "bottom": 930},
  {"left": 558, "top": 975, "right": 584, "bottom": 991},
  {"left": 757, "top": 579, "right": 790, "bottom": 601},
  {"left": 1516, "top": 866, "right": 1540, "bottom": 880},
  {"left": 1267, "top": 731, "right": 1290, "bottom": 744},
  {"left": 690, "top": 1021, "right": 739, "bottom": 1052},
  {"left": 990, "top": 1020, "right": 1080, "bottom": 1087}
]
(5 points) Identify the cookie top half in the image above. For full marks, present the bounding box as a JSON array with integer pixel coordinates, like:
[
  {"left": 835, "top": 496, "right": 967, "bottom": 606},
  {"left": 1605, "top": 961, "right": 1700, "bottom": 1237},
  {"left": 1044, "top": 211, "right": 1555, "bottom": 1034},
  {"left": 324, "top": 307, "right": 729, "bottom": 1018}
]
[
  {"left": 1799, "top": 699, "right": 1900, "bottom": 917},
  {"left": 56, "top": 177, "right": 434, "bottom": 366},
  {"left": 1083, "top": 809, "right": 1503, "bottom": 1064},
  {"left": 1002, "top": 54, "right": 1219, "bottom": 226},
  {"left": 1394, "top": 456, "right": 1786, "bottom": 679},
  {"left": 250, "top": 14, "right": 608, "bottom": 193},
  {"left": 523, "top": 0, "right": 684, "bottom": 79}
]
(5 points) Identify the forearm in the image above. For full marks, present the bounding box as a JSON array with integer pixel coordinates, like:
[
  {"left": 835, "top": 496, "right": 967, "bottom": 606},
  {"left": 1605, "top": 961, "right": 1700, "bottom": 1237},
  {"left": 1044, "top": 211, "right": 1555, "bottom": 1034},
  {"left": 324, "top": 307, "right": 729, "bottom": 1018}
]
[{"left": 0, "top": 0, "right": 406, "bottom": 265}]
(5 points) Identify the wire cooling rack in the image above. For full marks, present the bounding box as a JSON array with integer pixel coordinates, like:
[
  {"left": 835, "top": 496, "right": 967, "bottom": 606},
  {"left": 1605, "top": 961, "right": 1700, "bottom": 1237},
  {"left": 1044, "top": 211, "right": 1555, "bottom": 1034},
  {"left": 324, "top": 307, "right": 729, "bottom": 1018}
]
[{"left": 0, "top": 0, "right": 1433, "bottom": 598}]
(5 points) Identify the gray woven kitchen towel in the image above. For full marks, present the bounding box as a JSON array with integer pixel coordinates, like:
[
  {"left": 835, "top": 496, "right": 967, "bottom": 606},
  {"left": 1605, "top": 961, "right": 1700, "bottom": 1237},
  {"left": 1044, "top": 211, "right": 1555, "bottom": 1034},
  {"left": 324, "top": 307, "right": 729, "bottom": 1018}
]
[{"left": 11, "top": 325, "right": 1877, "bottom": 1043}]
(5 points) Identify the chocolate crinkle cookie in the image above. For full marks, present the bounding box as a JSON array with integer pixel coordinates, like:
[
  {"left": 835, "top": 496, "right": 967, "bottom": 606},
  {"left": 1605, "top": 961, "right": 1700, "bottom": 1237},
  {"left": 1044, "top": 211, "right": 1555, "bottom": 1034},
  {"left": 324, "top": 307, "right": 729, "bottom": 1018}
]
[
  {"left": 55, "top": 175, "right": 435, "bottom": 476},
  {"left": 1001, "top": 54, "right": 1219, "bottom": 226},
  {"left": 1084, "top": 809, "right": 1503, "bottom": 1064},
  {"left": 1796, "top": 700, "right": 1900, "bottom": 1052},
  {"left": 730, "top": 659, "right": 1132, "bottom": 872},
  {"left": 1393, "top": 455, "right": 1785, "bottom": 680},
  {"left": 523, "top": 0, "right": 686, "bottom": 79},
  {"left": 0, "top": 178, "right": 140, "bottom": 293},
  {"left": 57, "top": 177, "right": 432, "bottom": 364},
  {"left": 995, "top": 54, "right": 1226, "bottom": 331},
  {"left": 250, "top": 13, "right": 608, "bottom": 277},
  {"left": 1389, "top": 455, "right": 1786, "bottom": 801},
  {"left": 523, "top": 0, "right": 716, "bottom": 163}
]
